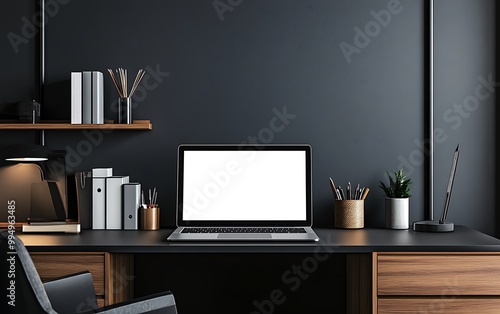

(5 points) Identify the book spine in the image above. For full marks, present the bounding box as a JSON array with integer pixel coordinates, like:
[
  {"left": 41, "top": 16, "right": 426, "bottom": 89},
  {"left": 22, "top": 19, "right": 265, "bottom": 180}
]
[
  {"left": 106, "top": 176, "right": 130, "bottom": 229},
  {"left": 92, "top": 71, "right": 104, "bottom": 124},
  {"left": 123, "top": 183, "right": 141, "bottom": 230},
  {"left": 82, "top": 71, "right": 92, "bottom": 124},
  {"left": 92, "top": 177, "right": 106, "bottom": 229},
  {"left": 71, "top": 72, "right": 82, "bottom": 124}
]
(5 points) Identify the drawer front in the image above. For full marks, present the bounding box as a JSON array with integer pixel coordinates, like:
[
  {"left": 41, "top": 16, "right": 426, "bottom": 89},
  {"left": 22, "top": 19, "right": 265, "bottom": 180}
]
[
  {"left": 378, "top": 298, "right": 500, "bottom": 313},
  {"left": 31, "top": 253, "right": 105, "bottom": 296},
  {"left": 378, "top": 254, "right": 500, "bottom": 296}
]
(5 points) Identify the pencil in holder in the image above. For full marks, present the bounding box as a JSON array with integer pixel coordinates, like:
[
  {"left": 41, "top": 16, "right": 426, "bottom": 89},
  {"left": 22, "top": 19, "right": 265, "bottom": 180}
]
[{"left": 334, "top": 200, "right": 364, "bottom": 229}]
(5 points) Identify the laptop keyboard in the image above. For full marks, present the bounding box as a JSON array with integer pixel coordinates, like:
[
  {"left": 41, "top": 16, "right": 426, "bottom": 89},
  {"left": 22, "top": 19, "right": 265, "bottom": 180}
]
[{"left": 181, "top": 227, "right": 307, "bottom": 234}]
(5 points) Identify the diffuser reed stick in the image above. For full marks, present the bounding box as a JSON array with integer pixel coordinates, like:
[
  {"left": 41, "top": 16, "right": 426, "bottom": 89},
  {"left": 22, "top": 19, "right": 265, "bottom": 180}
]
[{"left": 107, "top": 68, "right": 145, "bottom": 98}]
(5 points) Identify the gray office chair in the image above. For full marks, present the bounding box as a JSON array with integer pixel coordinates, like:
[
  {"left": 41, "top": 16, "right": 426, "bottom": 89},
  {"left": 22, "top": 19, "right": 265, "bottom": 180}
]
[{"left": 0, "top": 231, "right": 177, "bottom": 314}]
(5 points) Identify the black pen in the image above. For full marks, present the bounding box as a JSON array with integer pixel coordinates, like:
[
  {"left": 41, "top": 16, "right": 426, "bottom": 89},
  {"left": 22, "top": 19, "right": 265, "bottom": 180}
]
[{"left": 440, "top": 144, "right": 459, "bottom": 224}]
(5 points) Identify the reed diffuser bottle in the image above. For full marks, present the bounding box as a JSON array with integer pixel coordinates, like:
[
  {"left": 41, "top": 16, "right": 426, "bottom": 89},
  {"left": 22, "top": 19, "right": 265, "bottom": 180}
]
[{"left": 108, "top": 68, "right": 145, "bottom": 124}]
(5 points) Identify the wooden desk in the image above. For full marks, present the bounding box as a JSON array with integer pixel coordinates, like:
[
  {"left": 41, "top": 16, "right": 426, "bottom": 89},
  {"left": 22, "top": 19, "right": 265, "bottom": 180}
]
[
  {"left": 374, "top": 252, "right": 500, "bottom": 313},
  {"left": 18, "top": 226, "right": 500, "bottom": 313}
]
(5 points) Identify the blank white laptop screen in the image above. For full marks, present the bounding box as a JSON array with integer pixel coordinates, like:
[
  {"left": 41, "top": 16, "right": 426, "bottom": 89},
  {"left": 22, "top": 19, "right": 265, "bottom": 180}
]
[
  {"left": 181, "top": 149, "right": 307, "bottom": 222},
  {"left": 169, "top": 145, "right": 318, "bottom": 241}
]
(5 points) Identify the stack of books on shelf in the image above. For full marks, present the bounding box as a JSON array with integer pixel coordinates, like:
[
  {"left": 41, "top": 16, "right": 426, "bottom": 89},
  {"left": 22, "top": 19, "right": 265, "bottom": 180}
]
[{"left": 71, "top": 71, "right": 104, "bottom": 124}]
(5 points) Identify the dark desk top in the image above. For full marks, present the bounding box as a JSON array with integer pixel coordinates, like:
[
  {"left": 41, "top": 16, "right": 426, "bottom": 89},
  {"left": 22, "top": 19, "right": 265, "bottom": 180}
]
[{"left": 16, "top": 226, "right": 500, "bottom": 254}]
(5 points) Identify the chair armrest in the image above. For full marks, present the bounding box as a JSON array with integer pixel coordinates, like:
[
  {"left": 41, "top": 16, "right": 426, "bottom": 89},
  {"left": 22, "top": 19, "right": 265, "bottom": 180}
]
[
  {"left": 44, "top": 271, "right": 98, "bottom": 313},
  {"left": 89, "top": 291, "right": 177, "bottom": 314}
]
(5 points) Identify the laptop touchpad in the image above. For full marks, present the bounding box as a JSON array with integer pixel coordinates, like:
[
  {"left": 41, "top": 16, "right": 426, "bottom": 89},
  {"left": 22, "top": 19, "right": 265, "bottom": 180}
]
[{"left": 218, "top": 234, "right": 272, "bottom": 239}]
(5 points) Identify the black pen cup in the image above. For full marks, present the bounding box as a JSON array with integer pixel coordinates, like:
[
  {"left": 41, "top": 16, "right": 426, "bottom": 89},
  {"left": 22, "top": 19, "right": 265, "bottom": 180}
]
[
  {"left": 118, "top": 97, "right": 132, "bottom": 124},
  {"left": 334, "top": 200, "right": 364, "bottom": 229}
]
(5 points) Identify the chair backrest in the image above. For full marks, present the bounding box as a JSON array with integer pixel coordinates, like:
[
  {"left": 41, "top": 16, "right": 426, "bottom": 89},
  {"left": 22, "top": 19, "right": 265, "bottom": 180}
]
[
  {"left": 0, "top": 230, "right": 57, "bottom": 314},
  {"left": 44, "top": 271, "right": 98, "bottom": 313}
]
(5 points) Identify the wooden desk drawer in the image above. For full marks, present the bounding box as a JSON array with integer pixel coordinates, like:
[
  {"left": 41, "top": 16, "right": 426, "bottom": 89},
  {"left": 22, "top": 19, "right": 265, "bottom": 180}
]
[
  {"left": 31, "top": 252, "right": 105, "bottom": 296},
  {"left": 378, "top": 298, "right": 500, "bottom": 313},
  {"left": 377, "top": 253, "right": 500, "bottom": 296}
]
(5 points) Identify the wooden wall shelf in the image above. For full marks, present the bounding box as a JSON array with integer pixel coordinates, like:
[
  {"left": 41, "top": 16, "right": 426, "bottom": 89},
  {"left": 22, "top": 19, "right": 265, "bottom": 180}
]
[{"left": 0, "top": 120, "right": 152, "bottom": 130}]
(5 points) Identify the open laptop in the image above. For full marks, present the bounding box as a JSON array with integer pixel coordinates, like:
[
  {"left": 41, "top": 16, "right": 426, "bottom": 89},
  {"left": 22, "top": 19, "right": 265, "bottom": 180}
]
[{"left": 167, "top": 144, "right": 319, "bottom": 241}]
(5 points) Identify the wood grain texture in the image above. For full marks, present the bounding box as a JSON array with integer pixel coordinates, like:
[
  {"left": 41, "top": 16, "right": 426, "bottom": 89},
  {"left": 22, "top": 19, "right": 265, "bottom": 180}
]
[
  {"left": 105, "top": 253, "right": 134, "bottom": 306},
  {"left": 378, "top": 298, "right": 500, "bottom": 313},
  {"left": 346, "top": 253, "right": 372, "bottom": 314},
  {"left": 0, "top": 119, "right": 152, "bottom": 130},
  {"left": 31, "top": 252, "right": 105, "bottom": 296},
  {"left": 97, "top": 298, "right": 105, "bottom": 308},
  {"left": 377, "top": 254, "right": 500, "bottom": 296},
  {"left": 372, "top": 253, "right": 379, "bottom": 314}
]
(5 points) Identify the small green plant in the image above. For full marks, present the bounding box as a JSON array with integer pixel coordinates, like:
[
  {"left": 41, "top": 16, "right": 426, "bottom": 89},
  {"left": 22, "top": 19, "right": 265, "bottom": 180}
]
[{"left": 379, "top": 169, "right": 412, "bottom": 198}]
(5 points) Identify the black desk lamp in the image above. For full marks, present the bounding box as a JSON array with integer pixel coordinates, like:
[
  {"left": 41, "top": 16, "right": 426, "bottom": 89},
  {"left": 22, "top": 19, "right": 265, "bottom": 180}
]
[
  {"left": 1, "top": 144, "right": 66, "bottom": 223},
  {"left": 3, "top": 143, "right": 50, "bottom": 162}
]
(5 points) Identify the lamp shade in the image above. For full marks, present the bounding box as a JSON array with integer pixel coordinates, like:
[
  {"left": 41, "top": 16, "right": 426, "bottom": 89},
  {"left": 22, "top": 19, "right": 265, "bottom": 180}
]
[{"left": 1, "top": 143, "right": 51, "bottom": 161}]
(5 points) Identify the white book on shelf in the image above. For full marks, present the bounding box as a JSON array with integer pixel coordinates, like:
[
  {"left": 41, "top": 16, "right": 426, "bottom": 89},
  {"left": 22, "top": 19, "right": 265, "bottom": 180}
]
[
  {"left": 92, "top": 71, "right": 104, "bottom": 124},
  {"left": 106, "top": 176, "right": 129, "bottom": 230},
  {"left": 82, "top": 71, "right": 92, "bottom": 124},
  {"left": 71, "top": 72, "right": 82, "bottom": 124}
]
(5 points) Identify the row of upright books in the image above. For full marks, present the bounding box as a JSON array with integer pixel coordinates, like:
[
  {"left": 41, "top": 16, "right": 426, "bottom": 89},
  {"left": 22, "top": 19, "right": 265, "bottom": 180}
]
[
  {"left": 76, "top": 168, "right": 141, "bottom": 230},
  {"left": 71, "top": 71, "right": 104, "bottom": 124}
]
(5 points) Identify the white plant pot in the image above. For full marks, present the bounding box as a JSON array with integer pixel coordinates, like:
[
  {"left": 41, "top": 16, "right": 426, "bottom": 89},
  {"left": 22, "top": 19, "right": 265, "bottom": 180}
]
[{"left": 385, "top": 197, "right": 409, "bottom": 229}]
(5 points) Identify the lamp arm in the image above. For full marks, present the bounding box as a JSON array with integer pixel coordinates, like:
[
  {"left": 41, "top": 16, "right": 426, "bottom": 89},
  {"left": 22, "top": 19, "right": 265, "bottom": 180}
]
[{"left": 34, "top": 163, "right": 46, "bottom": 181}]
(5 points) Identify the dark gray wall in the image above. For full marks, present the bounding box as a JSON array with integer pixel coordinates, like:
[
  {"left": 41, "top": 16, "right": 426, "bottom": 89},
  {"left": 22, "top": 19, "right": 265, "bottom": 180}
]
[
  {"left": 434, "top": 0, "right": 496, "bottom": 236},
  {"left": 1, "top": 0, "right": 496, "bottom": 236}
]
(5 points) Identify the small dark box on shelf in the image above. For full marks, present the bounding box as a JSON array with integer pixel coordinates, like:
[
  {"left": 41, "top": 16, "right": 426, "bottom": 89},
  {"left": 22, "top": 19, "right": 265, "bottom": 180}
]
[{"left": 0, "top": 100, "right": 40, "bottom": 123}]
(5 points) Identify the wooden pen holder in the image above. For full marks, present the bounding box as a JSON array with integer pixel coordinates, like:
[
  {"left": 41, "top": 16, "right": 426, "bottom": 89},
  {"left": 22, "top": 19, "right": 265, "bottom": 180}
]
[{"left": 334, "top": 200, "right": 364, "bottom": 229}]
